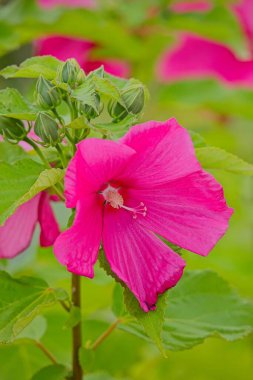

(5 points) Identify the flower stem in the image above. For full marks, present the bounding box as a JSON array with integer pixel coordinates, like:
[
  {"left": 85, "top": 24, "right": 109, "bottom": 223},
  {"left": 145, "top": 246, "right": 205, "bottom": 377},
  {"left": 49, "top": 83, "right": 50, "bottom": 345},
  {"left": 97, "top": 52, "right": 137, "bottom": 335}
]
[
  {"left": 90, "top": 319, "right": 120, "bottom": 351},
  {"left": 35, "top": 341, "right": 57, "bottom": 364},
  {"left": 72, "top": 274, "right": 83, "bottom": 380},
  {"left": 24, "top": 137, "right": 65, "bottom": 201},
  {"left": 55, "top": 143, "right": 67, "bottom": 168},
  {"left": 24, "top": 137, "right": 51, "bottom": 169}
]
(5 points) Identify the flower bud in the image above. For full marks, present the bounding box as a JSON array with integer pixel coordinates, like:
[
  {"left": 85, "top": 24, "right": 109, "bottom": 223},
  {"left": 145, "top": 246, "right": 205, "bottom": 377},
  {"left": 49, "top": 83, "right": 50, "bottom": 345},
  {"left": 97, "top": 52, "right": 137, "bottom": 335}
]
[
  {"left": 121, "top": 82, "right": 145, "bottom": 115},
  {"left": 35, "top": 76, "right": 61, "bottom": 109},
  {"left": 58, "top": 59, "right": 84, "bottom": 87},
  {"left": 34, "top": 112, "right": 60, "bottom": 146},
  {"left": 0, "top": 116, "right": 27, "bottom": 142},
  {"left": 107, "top": 100, "right": 128, "bottom": 121},
  {"left": 79, "top": 93, "right": 103, "bottom": 120}
]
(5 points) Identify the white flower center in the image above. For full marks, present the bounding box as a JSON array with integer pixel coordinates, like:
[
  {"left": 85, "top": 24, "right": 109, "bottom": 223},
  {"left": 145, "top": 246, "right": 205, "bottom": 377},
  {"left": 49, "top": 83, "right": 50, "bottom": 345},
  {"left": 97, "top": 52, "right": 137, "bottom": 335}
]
[{"left": 102, "top": 185, "right": 147, "bottom": 219}]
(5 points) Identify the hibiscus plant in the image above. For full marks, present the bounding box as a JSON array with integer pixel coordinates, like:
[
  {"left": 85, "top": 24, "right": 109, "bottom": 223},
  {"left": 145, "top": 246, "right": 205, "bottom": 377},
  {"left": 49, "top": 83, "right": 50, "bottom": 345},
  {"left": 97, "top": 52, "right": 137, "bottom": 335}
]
[{"left": 0, "top": 56, "right": 253, "bottom": 380}]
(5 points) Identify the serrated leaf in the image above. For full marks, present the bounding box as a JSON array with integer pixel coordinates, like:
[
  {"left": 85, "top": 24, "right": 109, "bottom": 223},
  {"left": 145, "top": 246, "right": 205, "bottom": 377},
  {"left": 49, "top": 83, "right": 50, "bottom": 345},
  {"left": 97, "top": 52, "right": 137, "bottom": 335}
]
[
  {"left": 93, "top": 76, "right": 122, "bottom": 103},
  {"left": 124, "top": 288, "right": 167, "bottom": 356},
  {"left": 0, "top": 159, "right": 64, "bottom": 225},
  {"left": 71, "top": 81, "right": 98, "bottom": 112},
  {"left": 196, "top": 147, "right": 253, "bottom": 175},
  {"left": 0, "top": 141, "right": 28, "bottom": 163},
  {"left": 0, "top": 88, "right": 37, "bottom": 120},
  {"left": 121, "top": 270, "right": 253, "bottom": 352},
  {"left": 0, "top": 56, "right": 62, "bottom": 80},
  {"left": 0, "top": 271, "right": 68, "bottom": 343},
  {"left": 31, "top": 364, "right": 69, "bottom": 380}
]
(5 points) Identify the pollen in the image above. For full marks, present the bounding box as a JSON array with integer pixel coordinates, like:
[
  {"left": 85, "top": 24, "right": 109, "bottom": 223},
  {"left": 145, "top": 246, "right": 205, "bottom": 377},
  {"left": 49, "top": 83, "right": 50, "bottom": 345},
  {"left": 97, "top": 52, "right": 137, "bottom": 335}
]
[{"left": 102, "top": 185, "right": 147, "bottom": 218}]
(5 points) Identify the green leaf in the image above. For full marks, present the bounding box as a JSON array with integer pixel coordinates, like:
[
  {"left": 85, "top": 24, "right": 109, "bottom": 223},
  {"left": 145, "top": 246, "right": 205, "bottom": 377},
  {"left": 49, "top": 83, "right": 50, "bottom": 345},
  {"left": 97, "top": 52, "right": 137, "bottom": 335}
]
[
  {"left": 121, "top": 270, "right": 253, "bottom": 352},
  {"left": 71, "top": 81, "right": 98, "bottom": 112},
  {"left": 0, "top": 141, "right": 28, "bottom": 163},
  {"left": 85, "top": 373, "right": 119, "bottom": 380},
  {"left": 66, "top": 115, "right": 89, "bottom": 130},
  {"left": 79, "top": 347, "right": 95, "bottom": 372},
  {"left": 189, "top": 130, "right": 206, "bottom": 148},
  {"left": 63, "top": 306, "right": 81, "bottom": 330},
  {"left": 0, "top": 88, "right": 37, "bottom": 120},
  {"left": 93, "top": 76, "right": 122, "bottom": 103},
  {"left": 196, "top": 147, "right": 253, "bottom": 175},
  {"left": 0, "top": 271, "right": 68, "bottom": 343},
  {"left": 0, "top": 158, "right": 64, "bottom": 225},
  {"left": 17, "top": 316, "right": 47, "bottom": 342},
  {"left": 112, "top": 283, "right": 127, "bottom": 318},
  {"left": 124, "top": 288, "right": 167, "bottom": 356},
  {"left": 0, "top": 56, "right": 62, "bottom": 80},
  {"left": 31, "top": 364, "right": 69, "bottom": 380}
]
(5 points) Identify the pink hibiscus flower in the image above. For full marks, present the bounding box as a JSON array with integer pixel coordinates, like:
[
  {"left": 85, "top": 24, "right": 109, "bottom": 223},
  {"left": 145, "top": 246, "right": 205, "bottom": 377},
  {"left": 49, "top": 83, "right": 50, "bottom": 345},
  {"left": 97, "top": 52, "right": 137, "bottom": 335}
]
[
  {"left": 54, "top": 119, "right": 233, "bottom": 311},
  {"left": 35, "top": 0, "right": 130, "bottom": 78},
  {"left": 158, "top": 0, "right": 253, "bottom": 87}
]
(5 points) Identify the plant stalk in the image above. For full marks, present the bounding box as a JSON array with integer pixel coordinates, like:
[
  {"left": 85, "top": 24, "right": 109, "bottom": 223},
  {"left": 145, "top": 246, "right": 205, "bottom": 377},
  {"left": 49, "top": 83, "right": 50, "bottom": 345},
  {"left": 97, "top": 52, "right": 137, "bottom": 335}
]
[{"left": 72, "top": 274, "right": 83, "bottom": 380}]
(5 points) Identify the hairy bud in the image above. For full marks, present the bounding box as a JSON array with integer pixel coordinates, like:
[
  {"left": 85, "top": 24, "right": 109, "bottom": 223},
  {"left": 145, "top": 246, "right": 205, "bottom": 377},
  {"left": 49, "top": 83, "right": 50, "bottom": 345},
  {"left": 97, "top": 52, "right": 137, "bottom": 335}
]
[
  {"left": 0, "top": 116, "right": 27, "bottom": 142},
  {"left": 34, "top": 112, "right": 60, "bottom": 146},
  {"left": 79, "top": 94, "right": 103, "bottom": 120},
  {"left": 58, "top": 59, "right": 85, "bottom": 87},
  {"left": 35, "top": 76, "right": 61, "bottom": 109},
  {"left": 121, "top": 81, "right": 145, "bottom": 115}
]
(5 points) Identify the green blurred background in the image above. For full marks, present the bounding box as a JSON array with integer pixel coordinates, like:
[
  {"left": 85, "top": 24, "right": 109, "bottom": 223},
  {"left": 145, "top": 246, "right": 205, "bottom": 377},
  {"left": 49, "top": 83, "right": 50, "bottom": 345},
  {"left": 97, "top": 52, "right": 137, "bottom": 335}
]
[{"left": 0, "top": 0, "right": 253, "bottom": 379}]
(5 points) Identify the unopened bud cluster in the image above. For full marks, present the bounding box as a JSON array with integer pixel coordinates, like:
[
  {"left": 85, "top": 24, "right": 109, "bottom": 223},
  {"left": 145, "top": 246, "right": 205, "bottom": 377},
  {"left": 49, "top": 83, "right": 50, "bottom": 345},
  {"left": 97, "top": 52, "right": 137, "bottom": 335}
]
[{"left": 108, "top": 81, "right": 145, "bottom": 122}]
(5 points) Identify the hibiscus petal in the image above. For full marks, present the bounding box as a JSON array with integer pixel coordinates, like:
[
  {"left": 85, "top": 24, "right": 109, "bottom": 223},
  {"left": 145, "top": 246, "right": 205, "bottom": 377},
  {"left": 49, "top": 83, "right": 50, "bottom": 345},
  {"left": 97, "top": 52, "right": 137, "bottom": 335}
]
[
  {"left": 65, "top": 139, "right": 136, "bottom": 208},
  {"left": 118, "top": 118, "right": 200, "bottom": 187},
  {"left": 0, "top": 195, "right": 40, "bottom": 258},
  {"left": 127, "top": 170, "right": 233, "bottom": 256},
  {"left": 54, "top": 195, "right": 103, "bottom": 277},
  {"left": 157, "top": 34, "right": 253, "bottom": 86},
  {"left": 38, "top": 192, "right": 60, "bottom": 247},
  {"left": 102, "top": 208, "right": 185, "bottom": 312},
  {"left": 35, "top": 36, "right": 94, "bottom": 64}
]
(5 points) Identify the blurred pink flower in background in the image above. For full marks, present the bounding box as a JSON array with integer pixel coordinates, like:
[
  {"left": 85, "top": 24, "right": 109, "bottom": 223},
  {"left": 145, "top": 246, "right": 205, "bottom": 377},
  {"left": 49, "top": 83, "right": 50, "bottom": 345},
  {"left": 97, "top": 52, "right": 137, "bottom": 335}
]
[
  {"left": 169, "top": 0, "right": 212, "bottom": 13},
  {"left": 36, "top": 0, "right": 130, "bottom": 78},
  {"left": 0, "top": 193, "right": 60, "bottom": 259},
  {"left": 54, "top": 118, "right": 232, "bottom": 311},
  {"left": 158, "top": 0, "right": 253, "bottom": 87}
]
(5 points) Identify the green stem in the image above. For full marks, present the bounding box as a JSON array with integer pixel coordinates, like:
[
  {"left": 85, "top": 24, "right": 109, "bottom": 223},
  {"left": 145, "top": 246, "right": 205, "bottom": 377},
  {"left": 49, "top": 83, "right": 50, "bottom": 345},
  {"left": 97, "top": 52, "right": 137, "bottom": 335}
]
[
  {"left": 35, "top": 341, "right": 57, "bottom": 364},
  {"left": 24, "top": 137, "right": 65, "bottom": 201},
  {"left": 72, "top": 274, "right": 83, "bottom": 380},
  {"left": 24, "top": 137, "right": 51, "bottom": 168},
  {"left": 90, "top": 320, "right": 120, "bottom": 351},
  {"left": 55, "top": 143, "right": 67, "bottom": 168}
]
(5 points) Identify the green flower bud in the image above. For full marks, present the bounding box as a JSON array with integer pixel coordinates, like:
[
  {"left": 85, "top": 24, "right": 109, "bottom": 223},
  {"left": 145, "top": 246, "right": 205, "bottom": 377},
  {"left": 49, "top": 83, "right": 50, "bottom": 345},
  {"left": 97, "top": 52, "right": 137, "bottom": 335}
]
[
  {"left": 35, "top": 76, "right": 61, "bottom": 109},
  {"left": 121, "top": 83, "right": 145, "bottom": 115},
  {"left": 0, "top": 116, "right": 27, "bottom": 142},
  {"left": 107, "top": 100, "right": 128, "bottom": 121},
  {"left": 34, "top": 112, "right": 60, "bottom": 146},
  {"left": 58, "top": 59, "right": 84, "bottom": 87},
  {"left": 79, "top": 94, "right": 103, "bottom": 120}
]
